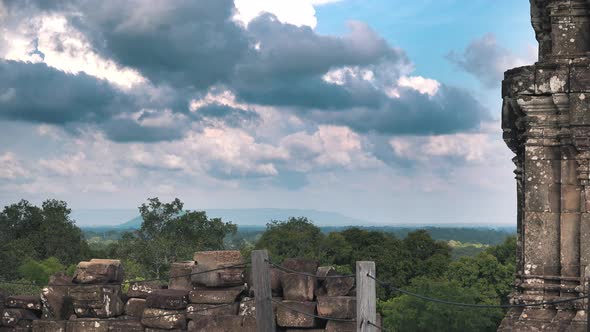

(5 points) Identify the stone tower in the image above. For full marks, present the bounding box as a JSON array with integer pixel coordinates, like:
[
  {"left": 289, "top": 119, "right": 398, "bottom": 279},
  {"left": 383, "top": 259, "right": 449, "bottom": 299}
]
[{"left": 499, "top": 0, "right": 590, "bottom": 330}]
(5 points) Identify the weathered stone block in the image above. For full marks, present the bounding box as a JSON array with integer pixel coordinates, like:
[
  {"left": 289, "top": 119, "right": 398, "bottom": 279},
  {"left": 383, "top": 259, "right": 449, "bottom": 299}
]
[
  {"left": 570, "top": 93, "right": 590, "bottom": 126},
  {"left": 124, "top": 298, "right": 146, "bottom": 318},
  {"left": 168, "top": 261, "right": 194, "bottom": 291},
  {"left": 276, "top": 301, "right": 317, "bottom": 328},
  {"left": 502, "top": 65, "right": 535, "bottom": 97},
  {"left": 237, "top": 297, "right": 281, "bottom": 317},
  {"left": 145, "top": 289, "right": 188, "bottom": 310},
  {"left": 316, "top": 266, "right": 335, "bottom": 282},
  {"left": 69, "top": 285, "right": 124, "bottom": 318},
  {"left": 0, "top": 327, "right": 34, "bottom": 332},
  {"left": 191, "top": 268, "right": 244, "bottom": 288},
  {"left": 317, "top": 296, "right": 355, "bottom": 319},
  {"left": 241, "top": 316, "right": 257, "bottom": 332},
  {"left": 281, "top": 274, "right": 316, "bottom": 301},
  {"left": 186, "top": 302, "right": 239, "bottom": 318},
  {"left": 66, "top": 319, "right": 108, "bottom": 332},
  {"left": 570, "top": 63, "right": 590, "bottom": 93},
  {"left": 189, "top": 286, "right": 243, "bottom": 304},
  {"left": 0, "top": 327, "right": 33, "bottom": 332},
  {"left": 325, "top": 320, "right": 355, "bottom": 332},
  {"left": 107, "top": 319, "right": 144, "bottom": 332},
  {"left": 535, "top": 64, "right": 568, "bottom": 94},
  {"left": 41, "top": 273, "right": 74, "bottom": 320},
  {"left": 192, "top": 251, "right": 245, "bottom": 288},
  {"left": 127, "top": 281, "right": 163, "bottom": 299},
  {"left": 1, "top": 309, "right": 38, "bottom": 327},
  {"left": 141, "top": 308, "right": 186, "bottom": 330},
  {"left": 325, "top": 275, "right": 354, "bottom": 297},
  {"left": 31, "top": 320, "right": 66, "bottom": 332},
  {"left": 6, "top": 296, "right": 41, "bottom": 312},
  {"left": 193, "top": 251, "right": 244, "bottom": 267},
  {"left": 271, "top": 268, "right": 284, "bottom": 292},
  {"left": 282, "top": 258, "right": 319, "bottom": 274},
  {"left": 73, "top": 259, "right": 124, "bottom": 284},
  {"left": 187, "top": 315, "right": 243, "bottom": 332}
]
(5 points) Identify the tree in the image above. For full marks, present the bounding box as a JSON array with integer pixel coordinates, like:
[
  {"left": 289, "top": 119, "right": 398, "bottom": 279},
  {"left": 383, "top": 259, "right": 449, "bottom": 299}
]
[
  {"left": 402, "top": 230, "right": 452, "bottom": 281},
  {"left": 0, "top": 200, "right": 89, "bottom": 281},
  {"left": 254, "top": 217, "right": 325, "bottom": 262},
  {"left": 114, "top": 198, "right": 237, "bottom": 279},
  {"left": 380, "top": 277, "right": 504, "bottom": 332},
  {"left": 18, "top": 257, "right": 66, "bottom": 285},
  {"left": 485, "top": 235, "right": 516, "bottom": 266}
]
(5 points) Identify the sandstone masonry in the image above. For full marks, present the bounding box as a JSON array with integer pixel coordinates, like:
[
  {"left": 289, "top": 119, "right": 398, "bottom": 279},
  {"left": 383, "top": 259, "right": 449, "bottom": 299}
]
[{"left": 499, "top": 1, "right": 590, "bottom": 331}]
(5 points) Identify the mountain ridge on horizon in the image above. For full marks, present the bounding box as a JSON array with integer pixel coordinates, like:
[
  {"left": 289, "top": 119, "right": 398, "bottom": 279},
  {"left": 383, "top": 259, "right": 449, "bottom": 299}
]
[
  {"left": 74, "top": 207, "right": 516, "bottom": 230},
  {"left": 73, "top": 207, "right": 373, "bottom": 228}
]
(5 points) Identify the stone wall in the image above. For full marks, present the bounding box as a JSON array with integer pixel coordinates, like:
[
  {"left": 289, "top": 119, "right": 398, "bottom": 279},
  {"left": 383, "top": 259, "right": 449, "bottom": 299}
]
[
  {"left": 0, "top": 252, "right": 358, "bottom": 331},
  {"left": 499, "top": 0, "right": 590, "bottom": 331}
]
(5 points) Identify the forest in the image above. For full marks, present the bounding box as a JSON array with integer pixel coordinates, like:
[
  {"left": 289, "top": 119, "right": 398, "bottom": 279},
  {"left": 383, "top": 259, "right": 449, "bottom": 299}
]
[{"left": 0, "top": 198, "right": 516, "bottom": 332}]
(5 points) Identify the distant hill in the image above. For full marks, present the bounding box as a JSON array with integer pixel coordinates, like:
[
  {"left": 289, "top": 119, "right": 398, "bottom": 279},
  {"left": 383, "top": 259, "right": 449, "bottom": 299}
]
[
  {"left": 76, "top": 208, "right": 372, "bottom": 230},
  {"left": 115, "top": 208, "right": 372, "bottom": 229}
]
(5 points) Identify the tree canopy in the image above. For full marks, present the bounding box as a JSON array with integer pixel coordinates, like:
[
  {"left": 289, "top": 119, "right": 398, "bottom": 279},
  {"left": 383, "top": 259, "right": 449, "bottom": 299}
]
[
  {"left": 114, "top": 197, "right": 237, "bottom": 278},
  {"left": 0, "top": 199, "right": 89, "bottom": 281}
]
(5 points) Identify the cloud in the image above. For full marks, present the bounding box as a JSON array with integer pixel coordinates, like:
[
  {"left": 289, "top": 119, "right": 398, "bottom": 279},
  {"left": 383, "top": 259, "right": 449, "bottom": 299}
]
[
  {"left": 0, "top": 60, "right": 133, "bottom": 124},
  {"left": 281, "top": 125, "right": 382, "bottom": 172},
  {"left": 0, "top": 0, "right": 497, "bottom": 195},
  {"left": 447, "top": 33, "right": 537, "bottom": 88},
  {"left": 0, "top": 152, "right": 29, "bottom": 179},
  {"left": 72, "top": 0, "right": 249, "bottom": 90},
  {"left": 234, "top": 0, "right": 343, "bottom": 29},
  {"left": 389, "top": 123, "right": 508, "bottom": 164},
  {"left": 306, "top": 84, "right": 490, "bottom": 135},
  {"left": 39, "top": 152, "right": 85, "bottom": 176},
  {"left": 2, "top": 14, "right": 145, "bottom": 88}
]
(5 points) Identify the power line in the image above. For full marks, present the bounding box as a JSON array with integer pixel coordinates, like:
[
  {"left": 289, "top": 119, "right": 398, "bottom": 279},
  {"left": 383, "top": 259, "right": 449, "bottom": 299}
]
[{"left": 265, "top": 260, "right": 355, "bottom": 279}]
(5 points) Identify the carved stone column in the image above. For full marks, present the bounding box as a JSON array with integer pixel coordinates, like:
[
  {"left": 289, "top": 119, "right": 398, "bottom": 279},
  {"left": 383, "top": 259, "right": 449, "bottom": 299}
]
[{"left": 498, "top": 1, "right": 590, "bottom": 330}]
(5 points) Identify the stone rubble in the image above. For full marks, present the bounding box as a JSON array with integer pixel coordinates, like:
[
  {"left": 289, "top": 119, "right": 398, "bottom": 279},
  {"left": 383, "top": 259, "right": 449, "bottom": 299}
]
[{"left": 0, "top": 253, "right": 359, "bottom": 331}]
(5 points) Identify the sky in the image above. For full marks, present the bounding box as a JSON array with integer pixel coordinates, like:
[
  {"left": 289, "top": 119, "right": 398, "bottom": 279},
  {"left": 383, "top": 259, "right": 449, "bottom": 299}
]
[{"left": 0, "top": 0, "right": 537, "bottom": 225}]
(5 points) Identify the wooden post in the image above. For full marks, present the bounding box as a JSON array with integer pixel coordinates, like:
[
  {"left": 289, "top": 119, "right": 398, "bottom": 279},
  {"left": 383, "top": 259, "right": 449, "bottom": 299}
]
[
  {"left": 252, "top": 250, "right": 276, "bottom": 332},
  {"left": 357, "top": 261, "right": 376, "bottom": 332}
]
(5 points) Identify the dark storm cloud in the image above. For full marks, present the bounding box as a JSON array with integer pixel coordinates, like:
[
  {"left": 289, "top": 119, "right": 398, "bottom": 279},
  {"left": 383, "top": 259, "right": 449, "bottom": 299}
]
[
  {"left": 72, "top": 0, "right": 249, "bottom": 90},
  {"left": 0, "top": 60, "right": 131, "bottom": 124},
  {"left": 232, "top": 15, "right": 407, "bottom": 109},
  {"left": 315, "top": 85, "right": 490, "bottom": 135},
  {"left": 1, "top": 0, "right": 492, "bottom": 141}
]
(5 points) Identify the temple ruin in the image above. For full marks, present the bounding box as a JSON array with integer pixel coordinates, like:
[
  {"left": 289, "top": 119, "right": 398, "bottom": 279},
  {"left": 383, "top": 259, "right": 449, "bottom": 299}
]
[{"left": 499, "top": 0, "right": 590, "bottom": 330}]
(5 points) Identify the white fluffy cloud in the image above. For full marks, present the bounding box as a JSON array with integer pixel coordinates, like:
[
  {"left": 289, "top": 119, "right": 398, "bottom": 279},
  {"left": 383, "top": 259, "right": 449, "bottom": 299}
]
[
  {"left": 282, "top": 125, "right": 382, "bottom": 171},
  {"left": 2, "top": 14, "right": 145, "bottom": 88},
  {"left": 389, "top": 123, "right": 508, "bottom": 163},
  {"left": 234, "top": 0, "right": 341, "bottom": 28}
]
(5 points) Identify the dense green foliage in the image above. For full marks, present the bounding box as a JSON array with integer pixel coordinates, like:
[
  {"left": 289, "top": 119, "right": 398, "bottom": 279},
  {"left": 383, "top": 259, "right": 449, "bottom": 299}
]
[
  {"left": 255, "top": 218, "right": 452, "bottom": 297},
  {"left": 0, "top": 199, "right": 516, "bottom": 331},
  {"left": 380, "top": 236, "right": 516, "bottom": 331},
  {"left": 0, "top": 199, "right": 89, "bottom": 281},
  {"left": 113, "top": 198, "right": 237, "bottom": 278}
]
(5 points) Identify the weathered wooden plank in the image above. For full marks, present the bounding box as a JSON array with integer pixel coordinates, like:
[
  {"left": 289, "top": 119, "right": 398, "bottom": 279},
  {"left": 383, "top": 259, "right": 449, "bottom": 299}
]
[
  {"left": 356, "top": 261, "right": 376, "bottom": 332},
  {"left": 252, "top": 250, "right": 276, "bottom": 332}
]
